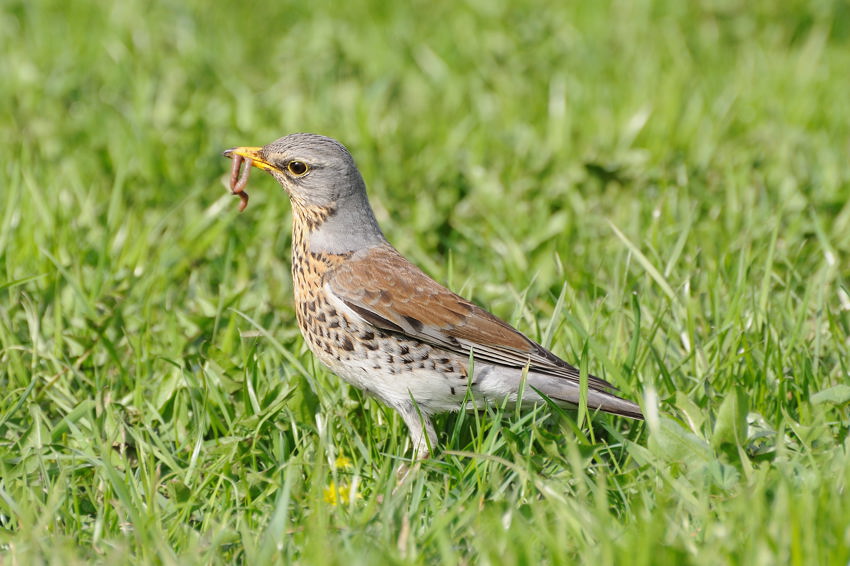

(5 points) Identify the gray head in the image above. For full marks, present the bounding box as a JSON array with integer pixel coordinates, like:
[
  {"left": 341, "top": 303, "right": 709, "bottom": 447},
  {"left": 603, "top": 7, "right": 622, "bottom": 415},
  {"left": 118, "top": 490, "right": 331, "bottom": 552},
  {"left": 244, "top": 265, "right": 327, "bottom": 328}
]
[
  {"left": 225, "top": 133, "right": 386, "bottom": 253},
  {"left": 256, "top": 133, "right": 363, "bottom": 207}
]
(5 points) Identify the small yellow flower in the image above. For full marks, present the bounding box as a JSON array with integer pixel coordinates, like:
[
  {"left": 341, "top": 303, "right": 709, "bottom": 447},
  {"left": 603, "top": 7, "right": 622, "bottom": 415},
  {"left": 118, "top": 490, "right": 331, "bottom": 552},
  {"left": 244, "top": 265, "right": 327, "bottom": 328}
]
[
  {"left": 333, "top": 456, "right": 353, "bottom": 470},
  {"left": 323, "top": 481, "right": 351, "bottom": 506}
]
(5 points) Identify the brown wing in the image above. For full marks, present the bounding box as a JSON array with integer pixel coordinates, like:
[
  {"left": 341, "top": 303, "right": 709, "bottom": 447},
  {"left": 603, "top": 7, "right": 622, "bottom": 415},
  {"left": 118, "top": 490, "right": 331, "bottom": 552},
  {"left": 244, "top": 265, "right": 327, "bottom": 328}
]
[{"left": 325, "top": 245, "right": 616, "bottom": 391}]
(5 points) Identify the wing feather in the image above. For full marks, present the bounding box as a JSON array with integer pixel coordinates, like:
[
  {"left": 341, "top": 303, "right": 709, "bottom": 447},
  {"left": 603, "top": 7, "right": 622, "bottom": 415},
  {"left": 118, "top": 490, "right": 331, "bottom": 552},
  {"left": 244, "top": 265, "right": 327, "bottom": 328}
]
[{"left": 325, "top": 245, "right": 616, "bottom": 391}]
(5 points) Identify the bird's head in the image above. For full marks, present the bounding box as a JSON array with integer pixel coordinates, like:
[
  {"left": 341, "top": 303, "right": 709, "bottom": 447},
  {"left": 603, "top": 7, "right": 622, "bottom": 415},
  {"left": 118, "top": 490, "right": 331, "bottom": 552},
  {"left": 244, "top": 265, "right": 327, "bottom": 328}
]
[
  {"left": 223, "top": 133, "right": 385, "bottom": 253},
  {"left": 224, "top": 133, "right": 366, "bottom": 209}
]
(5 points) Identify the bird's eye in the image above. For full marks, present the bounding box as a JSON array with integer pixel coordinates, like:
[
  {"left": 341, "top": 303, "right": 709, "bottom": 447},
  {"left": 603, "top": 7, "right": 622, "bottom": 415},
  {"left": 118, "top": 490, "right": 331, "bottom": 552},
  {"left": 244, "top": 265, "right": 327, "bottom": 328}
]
[{"left": 287, "top": 161, "right": 309, "bottom": 176}]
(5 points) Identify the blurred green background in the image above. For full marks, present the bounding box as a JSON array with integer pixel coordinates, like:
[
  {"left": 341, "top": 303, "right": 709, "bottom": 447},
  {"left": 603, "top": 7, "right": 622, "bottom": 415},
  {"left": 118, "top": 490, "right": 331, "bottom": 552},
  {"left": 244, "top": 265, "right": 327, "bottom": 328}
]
[{"left": 1, "top": 0, "right": 849, "bottom": 564}]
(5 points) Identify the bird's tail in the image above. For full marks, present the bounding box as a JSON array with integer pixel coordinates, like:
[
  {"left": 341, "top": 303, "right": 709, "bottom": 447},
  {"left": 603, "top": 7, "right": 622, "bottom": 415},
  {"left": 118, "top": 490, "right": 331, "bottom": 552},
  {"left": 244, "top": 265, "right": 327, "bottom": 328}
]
[
  {"left": 527, "top": 373, "right": 643, "bottom": 419},
  {"left": 472, "top": 365, "right": 643, "bottom": 420}
]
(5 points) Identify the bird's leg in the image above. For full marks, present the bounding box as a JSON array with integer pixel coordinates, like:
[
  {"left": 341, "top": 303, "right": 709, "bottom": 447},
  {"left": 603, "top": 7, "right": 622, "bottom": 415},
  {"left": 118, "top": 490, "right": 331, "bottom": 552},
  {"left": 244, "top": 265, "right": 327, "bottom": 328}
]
[
  {"left": 397, "top": 402, "right": 437, "bottom": 460},
  {"left": 392, "top": 402, "right": 436, "bottom": 487}
]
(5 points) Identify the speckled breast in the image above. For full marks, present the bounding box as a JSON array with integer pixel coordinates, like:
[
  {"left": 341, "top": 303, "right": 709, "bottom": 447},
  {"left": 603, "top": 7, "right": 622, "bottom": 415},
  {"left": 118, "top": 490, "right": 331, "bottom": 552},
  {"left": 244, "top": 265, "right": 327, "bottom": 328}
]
[{"left": 288, "top": 206, "right": 470, "bottom": 407}]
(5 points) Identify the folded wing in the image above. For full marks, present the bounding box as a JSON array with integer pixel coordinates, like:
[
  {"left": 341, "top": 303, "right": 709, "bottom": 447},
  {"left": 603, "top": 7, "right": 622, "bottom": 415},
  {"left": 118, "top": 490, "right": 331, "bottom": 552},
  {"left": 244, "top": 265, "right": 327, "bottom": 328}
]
[{"left": 325, "top": 245, "right": 617, "bottom": 392}]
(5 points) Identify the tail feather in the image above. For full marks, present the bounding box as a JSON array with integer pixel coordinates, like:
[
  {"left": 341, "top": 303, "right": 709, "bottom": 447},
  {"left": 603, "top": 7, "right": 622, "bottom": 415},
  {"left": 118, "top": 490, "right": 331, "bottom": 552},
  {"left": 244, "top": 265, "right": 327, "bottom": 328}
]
[
  {"left": 527, "top": 373, "right": 643, "bottom": 420},
  {"left": 473, "top": 364, "right": 643, "bottom": 420}
]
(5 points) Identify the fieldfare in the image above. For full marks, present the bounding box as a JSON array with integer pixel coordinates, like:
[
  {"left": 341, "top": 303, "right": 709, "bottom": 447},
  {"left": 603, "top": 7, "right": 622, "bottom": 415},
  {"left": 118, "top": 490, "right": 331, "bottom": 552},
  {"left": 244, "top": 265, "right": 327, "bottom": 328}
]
[{"left": 223, "top": 133, "right": 642, "bottom": 458}]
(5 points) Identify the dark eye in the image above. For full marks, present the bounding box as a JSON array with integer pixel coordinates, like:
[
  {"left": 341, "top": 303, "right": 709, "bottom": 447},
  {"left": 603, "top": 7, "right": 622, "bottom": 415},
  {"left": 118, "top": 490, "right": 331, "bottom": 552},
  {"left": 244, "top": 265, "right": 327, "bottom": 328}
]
[{"left": 287, "top": 161, "right": 309, "bottom": 176}]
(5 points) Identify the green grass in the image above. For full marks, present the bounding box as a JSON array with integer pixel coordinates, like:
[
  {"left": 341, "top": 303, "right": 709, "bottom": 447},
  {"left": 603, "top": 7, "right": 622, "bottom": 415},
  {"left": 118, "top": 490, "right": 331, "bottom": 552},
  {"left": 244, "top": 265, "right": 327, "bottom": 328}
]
[{"left": 2, "top": 0, "right": 850, "bottom": 563}]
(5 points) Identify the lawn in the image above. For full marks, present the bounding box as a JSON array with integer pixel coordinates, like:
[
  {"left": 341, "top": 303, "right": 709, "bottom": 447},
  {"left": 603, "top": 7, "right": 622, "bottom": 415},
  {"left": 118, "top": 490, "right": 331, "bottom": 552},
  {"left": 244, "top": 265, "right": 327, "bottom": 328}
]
[{"left": 1, "top": 0, "right": 849, "bottom": 564}]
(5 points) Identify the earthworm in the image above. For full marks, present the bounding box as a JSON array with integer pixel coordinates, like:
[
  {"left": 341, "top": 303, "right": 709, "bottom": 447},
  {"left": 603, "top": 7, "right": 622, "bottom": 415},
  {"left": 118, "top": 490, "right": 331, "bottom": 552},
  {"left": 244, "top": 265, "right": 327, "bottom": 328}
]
[{"left": 229, "top": 154, "right": 251, "bottom": 212}]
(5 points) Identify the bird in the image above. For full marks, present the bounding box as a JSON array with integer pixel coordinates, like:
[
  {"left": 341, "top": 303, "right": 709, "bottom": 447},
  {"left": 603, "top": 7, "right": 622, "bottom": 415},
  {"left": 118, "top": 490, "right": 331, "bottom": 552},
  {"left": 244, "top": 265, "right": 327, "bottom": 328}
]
[{"left": 223, "top": 133, "right": 642, "bottom": 458}]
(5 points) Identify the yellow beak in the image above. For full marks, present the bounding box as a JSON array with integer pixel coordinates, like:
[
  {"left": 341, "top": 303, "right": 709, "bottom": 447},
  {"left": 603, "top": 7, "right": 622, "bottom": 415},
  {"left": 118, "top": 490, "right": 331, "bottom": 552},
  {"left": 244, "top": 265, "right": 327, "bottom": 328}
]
[{"left": 222, "top": 146, "right": 278, "bottom": 173}]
